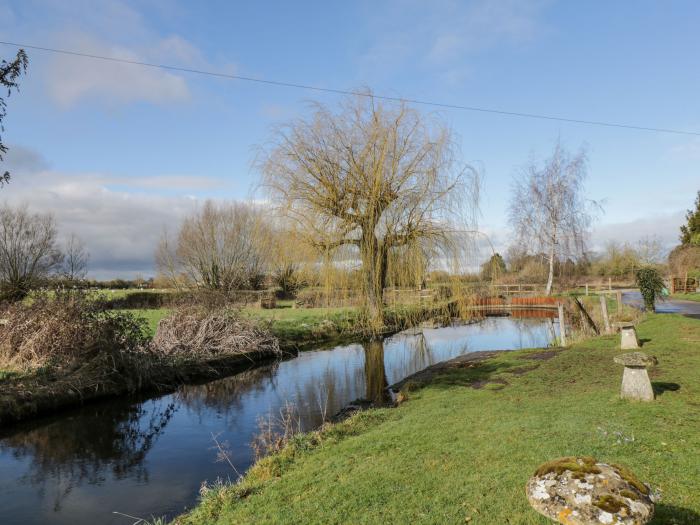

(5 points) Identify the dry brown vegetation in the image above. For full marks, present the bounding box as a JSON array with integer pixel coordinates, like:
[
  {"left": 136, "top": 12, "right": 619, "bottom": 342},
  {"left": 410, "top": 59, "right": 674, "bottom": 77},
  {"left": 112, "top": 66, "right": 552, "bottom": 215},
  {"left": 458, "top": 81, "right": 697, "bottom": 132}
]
[
  {"left": 0, "top": 292, "right": 149, "bottom": 373},
  {"left": 151, "top": 307, "right": 280, "bottom": 359},
  {"left": 0, "top": 294, "right": 281, "bottom": 424}
]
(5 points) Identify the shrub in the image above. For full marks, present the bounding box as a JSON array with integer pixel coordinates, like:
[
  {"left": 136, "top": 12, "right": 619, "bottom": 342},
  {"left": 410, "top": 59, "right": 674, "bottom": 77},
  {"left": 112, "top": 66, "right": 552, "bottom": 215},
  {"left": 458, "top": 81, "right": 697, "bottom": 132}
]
[
  {"left": 635, "top": 267, "right": 665, "bottom": 312},
  {"left": 0, "top": 292, "right": 149, "bottom": 372},
  {"left": 151, "top": 307, "right": 280, "bottom": 358}
]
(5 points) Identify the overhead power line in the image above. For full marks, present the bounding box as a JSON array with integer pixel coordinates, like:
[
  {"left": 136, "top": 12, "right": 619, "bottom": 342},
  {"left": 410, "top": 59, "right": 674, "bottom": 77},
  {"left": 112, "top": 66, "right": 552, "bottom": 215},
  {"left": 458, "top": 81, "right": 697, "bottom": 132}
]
[{"left": 2, "top": 40, "right": 699, "bottom": 137}]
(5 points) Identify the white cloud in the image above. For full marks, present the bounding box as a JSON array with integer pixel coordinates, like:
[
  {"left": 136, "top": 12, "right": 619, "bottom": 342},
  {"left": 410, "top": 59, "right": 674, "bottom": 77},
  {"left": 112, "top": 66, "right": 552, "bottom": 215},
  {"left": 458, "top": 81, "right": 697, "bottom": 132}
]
[
  {"left": 0, "top": 146, "right": 232, "bottom": 279},
  {"left": 591, "top": 212, "right": 685, "bottom": 252},
  {"left": 46, "top": 32, "right": 191, "bottom": 108},
  {"left": 3, "top": 0, "right": 234, "bottom": 108},
  {"left": 669, "top": 137, "right": 700, "bottom": 160},
  {"left": 359, "top": 0, "right": 548, "bottom": 79}
]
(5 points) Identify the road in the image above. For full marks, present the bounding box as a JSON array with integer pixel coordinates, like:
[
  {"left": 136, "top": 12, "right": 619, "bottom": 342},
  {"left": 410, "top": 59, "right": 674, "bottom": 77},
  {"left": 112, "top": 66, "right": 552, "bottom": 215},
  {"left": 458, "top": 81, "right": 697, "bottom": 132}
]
[{"left": 623, "top": 290, "right": 700, "bottom": 320}]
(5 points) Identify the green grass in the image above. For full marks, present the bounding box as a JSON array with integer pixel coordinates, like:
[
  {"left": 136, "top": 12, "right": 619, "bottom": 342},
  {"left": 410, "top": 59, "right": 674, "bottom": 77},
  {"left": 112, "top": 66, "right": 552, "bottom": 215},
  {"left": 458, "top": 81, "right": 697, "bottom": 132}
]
[
  {"left": 125, "top": 305, "right": 360, "bottom": 342},
  {"left": 122, "top": 308, "right": 170, "bottom": 337},
  {"left": 671, "top": 292, "right": 700, "bottom": 302},
  {"left": 177, "top": 314, "right": 700, "bottom": 524},
  {"left": 0, "top": 369, "right": 18, "bottom": 381}
]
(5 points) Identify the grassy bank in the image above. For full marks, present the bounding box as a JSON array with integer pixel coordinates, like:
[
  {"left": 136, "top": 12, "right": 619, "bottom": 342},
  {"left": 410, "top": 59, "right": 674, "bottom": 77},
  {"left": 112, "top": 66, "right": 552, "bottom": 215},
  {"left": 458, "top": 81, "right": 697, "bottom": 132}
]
[
  {"left": 177, "top": 314, "right": 700, "bottom": 524},
  {"left": 671, "top": 292, "right": 700, "bottom": 302}
]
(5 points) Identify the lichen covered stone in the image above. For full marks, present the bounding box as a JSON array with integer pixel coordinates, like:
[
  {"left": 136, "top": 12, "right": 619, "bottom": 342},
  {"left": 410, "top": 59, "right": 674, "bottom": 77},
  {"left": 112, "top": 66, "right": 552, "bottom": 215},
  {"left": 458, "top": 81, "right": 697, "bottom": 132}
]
[
  {"left": 526, "top": 456, "right": 656, "bottom": 524},
  {"left": 614, "top": 352, "right": 657, "bottom": 368}
]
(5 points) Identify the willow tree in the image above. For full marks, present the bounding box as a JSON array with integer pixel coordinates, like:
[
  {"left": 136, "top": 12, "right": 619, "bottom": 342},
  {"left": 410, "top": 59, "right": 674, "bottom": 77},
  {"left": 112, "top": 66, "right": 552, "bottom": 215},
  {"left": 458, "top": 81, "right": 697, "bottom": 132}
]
[
  {"left": 509, "top": 142, "right": 596, "bottom": 295},
  {"left": 259, "top": 93, "right": 479, "bottom": 325}
]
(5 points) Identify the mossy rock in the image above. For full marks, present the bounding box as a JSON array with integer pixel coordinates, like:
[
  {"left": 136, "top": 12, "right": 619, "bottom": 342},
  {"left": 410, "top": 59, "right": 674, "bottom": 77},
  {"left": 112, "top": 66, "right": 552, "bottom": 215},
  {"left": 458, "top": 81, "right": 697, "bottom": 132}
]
[{"left": 526, "top": 456, "right": 656, "bottom": 524}]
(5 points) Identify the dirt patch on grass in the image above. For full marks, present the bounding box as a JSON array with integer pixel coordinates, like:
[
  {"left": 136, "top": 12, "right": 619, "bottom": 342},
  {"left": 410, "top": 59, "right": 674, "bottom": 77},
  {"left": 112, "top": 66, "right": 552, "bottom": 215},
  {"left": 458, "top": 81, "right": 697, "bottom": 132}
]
[
  {"left": 507, "top": 365, "right": 540, "bottom": 376},
  {"left": 470, "top": 377, "right": 509, "bottom": 390},
  {"left": 389, "top": 351, "right": 503, "bottom": 392}
]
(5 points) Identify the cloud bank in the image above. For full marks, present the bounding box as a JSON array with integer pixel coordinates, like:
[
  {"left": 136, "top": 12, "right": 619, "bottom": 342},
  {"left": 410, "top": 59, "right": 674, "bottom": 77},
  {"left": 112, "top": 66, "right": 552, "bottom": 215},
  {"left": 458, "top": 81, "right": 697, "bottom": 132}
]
[{"left": 1, "top": 146, "right": 224, "bottom": 280}]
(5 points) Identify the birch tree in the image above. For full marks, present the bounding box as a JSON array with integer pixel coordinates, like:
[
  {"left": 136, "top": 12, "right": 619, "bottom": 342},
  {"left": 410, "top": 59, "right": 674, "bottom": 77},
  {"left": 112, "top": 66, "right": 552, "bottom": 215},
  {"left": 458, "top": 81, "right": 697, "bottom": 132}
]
[{"left": 509, "top": 142, "right": 596, "bottom": 295}]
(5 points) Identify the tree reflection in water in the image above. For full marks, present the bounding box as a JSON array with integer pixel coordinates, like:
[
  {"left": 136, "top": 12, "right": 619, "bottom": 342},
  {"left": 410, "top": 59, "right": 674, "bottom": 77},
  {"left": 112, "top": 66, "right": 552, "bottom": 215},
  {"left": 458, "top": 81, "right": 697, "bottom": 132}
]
[
  {"left": 175, "top": 363, "right": 277, "bottom": 419},
  {"left": 363, "top": 340, "right": 391, "bottom": 405},
  {"left": 0, "top": 399, "right": 176, "bottom": 511}
]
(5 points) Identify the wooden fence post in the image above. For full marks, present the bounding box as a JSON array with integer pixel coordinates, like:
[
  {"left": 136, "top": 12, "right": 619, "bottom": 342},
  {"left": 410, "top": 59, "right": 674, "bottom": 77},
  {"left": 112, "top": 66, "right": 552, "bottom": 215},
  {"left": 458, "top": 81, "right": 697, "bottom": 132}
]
[
  {"left": 616, "top": 290, "right": 623, "bottom": 313},
  {"left": 599, "top": 295, "right": 611, "bottom": 334},
  {"left": 558, "top": 303, "right": 567, "bottom": 347}
]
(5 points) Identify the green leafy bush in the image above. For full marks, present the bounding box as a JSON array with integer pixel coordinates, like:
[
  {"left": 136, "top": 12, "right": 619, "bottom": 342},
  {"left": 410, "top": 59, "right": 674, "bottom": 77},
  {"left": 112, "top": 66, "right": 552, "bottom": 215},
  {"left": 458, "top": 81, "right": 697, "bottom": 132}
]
[{"left": 635, "top": 267, "right": 665, "bottom": 311}]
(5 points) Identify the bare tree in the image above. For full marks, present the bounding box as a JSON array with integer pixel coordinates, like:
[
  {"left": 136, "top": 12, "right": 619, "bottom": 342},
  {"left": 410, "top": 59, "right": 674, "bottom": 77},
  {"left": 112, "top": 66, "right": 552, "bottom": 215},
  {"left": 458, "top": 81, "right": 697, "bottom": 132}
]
[
  {"left": 1, "top": 49, "right": 28, "bottom": 186},
  {"left": 258, "top": 93, "right": 479, "bottom": 325},
  {"left": 62, "top": 233, "right": 89, "bottom": 281},
  {"left": 156, "top": 200, "right": 271, "bottom": 291},
  {"left": 509, "top": 141, "right": 597, "bottom": 295},
  {"left": 0, "top": 204, "right": 62, "bottom": 300},
  {"left": 636, "top": 235, "right": 665, "bottom": 266}
]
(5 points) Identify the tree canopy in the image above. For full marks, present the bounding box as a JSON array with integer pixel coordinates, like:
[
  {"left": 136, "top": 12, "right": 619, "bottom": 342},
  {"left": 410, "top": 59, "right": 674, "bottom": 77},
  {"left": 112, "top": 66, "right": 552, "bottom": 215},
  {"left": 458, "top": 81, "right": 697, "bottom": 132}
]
[
  {"left": 0, "top": 49, "right": 28, "bottom": 186},
  {"left": 680, "top": 190, "right": 700, "bottom": 245}
]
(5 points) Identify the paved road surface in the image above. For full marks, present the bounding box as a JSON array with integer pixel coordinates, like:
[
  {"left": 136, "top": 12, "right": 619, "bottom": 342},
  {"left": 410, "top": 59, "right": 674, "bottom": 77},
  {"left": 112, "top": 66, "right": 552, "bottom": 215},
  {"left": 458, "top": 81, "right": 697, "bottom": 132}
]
[{"left": 623, "top": 290, "right": 700, "bottom": 320}]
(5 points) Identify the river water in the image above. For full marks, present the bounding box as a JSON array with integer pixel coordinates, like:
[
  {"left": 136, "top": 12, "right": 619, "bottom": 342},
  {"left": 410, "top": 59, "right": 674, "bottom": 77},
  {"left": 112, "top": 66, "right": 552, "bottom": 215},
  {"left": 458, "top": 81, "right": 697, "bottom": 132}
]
[{"left": 0, "top": 314, "right": 558, "bottom": 525}]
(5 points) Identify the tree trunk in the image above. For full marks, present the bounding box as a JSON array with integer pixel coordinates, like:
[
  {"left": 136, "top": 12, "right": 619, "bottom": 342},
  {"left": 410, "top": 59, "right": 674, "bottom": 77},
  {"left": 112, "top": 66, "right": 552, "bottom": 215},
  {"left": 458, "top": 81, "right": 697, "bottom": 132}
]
[
  {"left": 545, "top": 244, "right": 555, "bottom": 296},
  {"left": 360, "top": 233, "right": 388, "bottom": 328}
]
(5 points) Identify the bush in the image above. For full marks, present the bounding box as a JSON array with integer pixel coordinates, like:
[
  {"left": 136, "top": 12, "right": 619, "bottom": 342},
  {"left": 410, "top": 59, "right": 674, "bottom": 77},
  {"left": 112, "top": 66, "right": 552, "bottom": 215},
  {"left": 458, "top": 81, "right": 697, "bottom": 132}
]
[
  {"left": 635, "top": 267, "right": 665, "bottom": 312},
  {"left": 0, "top": 292, "right": 149, "bottom": 372},
  {"left": 151, "top": 307, "right": 280, "bottom": 358}
]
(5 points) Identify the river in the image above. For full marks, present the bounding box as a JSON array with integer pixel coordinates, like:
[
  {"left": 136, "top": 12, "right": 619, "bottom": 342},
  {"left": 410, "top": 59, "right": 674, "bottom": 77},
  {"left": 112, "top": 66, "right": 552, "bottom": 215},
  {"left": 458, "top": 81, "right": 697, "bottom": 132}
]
[{"left": 0, "top": 314, "right": 558, "bottom": 525}]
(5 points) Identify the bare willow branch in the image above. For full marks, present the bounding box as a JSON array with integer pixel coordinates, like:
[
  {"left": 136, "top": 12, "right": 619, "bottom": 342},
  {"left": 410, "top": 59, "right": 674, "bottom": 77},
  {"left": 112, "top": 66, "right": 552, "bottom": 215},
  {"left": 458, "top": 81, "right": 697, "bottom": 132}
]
[{"left": 257, "top": 91, "right": 480, "bottom": 324}]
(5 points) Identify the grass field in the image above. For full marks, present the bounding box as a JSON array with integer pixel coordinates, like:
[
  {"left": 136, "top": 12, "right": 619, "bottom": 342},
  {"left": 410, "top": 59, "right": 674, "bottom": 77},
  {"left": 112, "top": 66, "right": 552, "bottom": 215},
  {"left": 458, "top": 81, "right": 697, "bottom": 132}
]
[
  {"left": 126, "top": 304, "right": 360, "bottom": 342},
  {"left": 177, "top": 314, "right": 700, "bottom": 524},
  {"left": 671, "top": 292, "right": 700, "bottom": 302}
]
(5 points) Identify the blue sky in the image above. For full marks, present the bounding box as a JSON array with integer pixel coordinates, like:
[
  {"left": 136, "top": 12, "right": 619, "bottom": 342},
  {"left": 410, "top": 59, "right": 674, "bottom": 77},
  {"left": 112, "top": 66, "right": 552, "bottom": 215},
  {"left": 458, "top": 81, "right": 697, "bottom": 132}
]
[{"left": 0, "top": 0, "right": 698, "bottom": 278}]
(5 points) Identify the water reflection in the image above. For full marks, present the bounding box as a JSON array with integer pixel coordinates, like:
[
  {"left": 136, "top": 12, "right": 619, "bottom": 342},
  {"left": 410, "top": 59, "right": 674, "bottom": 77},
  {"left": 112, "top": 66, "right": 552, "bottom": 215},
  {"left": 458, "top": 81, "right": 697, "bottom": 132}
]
[
  {"left": 1, "top": 400, "right": 175, "bottom": 512},
  {"left": 0, "top": 315, "right": 556, "bottom": 525},
  {"left": 363, "top": 340, "right": 391, "bottom": 405}
]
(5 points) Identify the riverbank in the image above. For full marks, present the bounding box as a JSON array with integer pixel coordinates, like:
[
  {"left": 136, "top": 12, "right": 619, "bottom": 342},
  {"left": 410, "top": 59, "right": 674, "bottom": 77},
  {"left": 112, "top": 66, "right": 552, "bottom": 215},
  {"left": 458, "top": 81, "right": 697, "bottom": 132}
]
[
  {"left": 126, "top": 302, "right": 447, "bottom": 350},
  {"left": 176, "top": 313, "right": 700, "bottom": 524},
  {"left": 0, "top": 348, "right": 282, "bottom": 425},
  {"left": 0, "top": 302, "right": 442, "bottom": 426}
]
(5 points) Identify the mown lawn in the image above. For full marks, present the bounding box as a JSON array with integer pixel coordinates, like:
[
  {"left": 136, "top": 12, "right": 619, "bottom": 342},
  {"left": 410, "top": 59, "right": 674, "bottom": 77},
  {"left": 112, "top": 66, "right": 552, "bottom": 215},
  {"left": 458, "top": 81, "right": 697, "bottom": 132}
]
[{"left": 177, "top": 314, "right": 700, "bottom": 524}]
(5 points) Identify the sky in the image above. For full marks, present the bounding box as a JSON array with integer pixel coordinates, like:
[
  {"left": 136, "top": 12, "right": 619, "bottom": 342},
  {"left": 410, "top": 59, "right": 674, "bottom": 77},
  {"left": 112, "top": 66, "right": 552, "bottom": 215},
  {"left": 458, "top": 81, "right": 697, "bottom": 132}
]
[{"left": 0, "top": 0, "right": 698, "bottom": 279}]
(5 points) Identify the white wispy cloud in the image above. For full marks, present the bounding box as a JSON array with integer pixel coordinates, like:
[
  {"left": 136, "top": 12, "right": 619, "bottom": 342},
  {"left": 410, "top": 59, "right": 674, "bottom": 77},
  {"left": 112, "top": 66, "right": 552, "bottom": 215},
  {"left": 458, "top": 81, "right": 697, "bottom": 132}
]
[
  {"left": 359, "top": 0, "right": 548, "bottom": 81},
  {"left": 2, "top": 0, "right": 234, "bottom": 108},
  {"left": 46, "top": 32, "right": 191, "bottom": 107}
]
